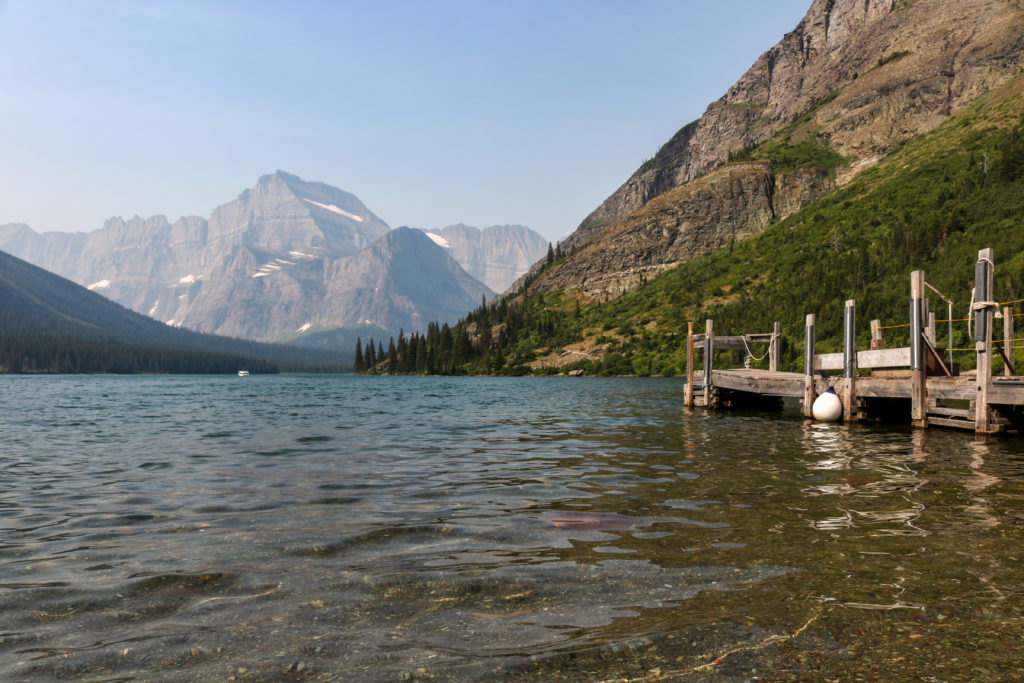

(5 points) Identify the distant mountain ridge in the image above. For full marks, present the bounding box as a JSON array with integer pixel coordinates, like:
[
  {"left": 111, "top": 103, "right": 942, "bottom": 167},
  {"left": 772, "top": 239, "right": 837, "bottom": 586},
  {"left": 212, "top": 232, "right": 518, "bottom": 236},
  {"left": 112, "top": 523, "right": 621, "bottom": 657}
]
[
  {"left": 0, "top": 248, "right": 348, "bottom": 372},
  {"left": 0, "top": 172, "right": 546, "bottom": 348},
  {"left": 418, "top": 224, "right": 548, "bottom": 294}
]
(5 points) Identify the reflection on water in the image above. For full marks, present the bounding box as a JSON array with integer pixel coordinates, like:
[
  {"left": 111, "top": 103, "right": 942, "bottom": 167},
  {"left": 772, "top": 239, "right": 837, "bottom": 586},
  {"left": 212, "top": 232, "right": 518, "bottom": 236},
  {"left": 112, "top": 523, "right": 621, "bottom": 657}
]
[{"left": 2, "top": 375, "right": 1024, "bottom": 680}]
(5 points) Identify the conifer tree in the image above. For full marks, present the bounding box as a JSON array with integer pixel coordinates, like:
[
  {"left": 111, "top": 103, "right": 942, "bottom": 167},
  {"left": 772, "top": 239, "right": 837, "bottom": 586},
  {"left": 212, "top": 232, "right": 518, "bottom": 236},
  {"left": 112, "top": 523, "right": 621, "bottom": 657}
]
[
  {"left": 440, "top": 323, "right": 453, "bottom": 372},
  {"left": 387, "top": 337, "right": 397, "bottom": 372},
  {"left": 354, "top": 338, "right": 364, "bottom": 372},
  {"left": 397, "top": 330, "right": 408, "bottom": 370},
  {"left": 453, "top": 325, "right": 470, "bottom": 367},
  {"left": 365, "top": 337, "right": 376, "bottom": 370},
  {"left": 478, "top": 321, "right": 492, "bottom": 355},
  {"left": 415, "top": 334, "right": 427, "bottom": 373}
]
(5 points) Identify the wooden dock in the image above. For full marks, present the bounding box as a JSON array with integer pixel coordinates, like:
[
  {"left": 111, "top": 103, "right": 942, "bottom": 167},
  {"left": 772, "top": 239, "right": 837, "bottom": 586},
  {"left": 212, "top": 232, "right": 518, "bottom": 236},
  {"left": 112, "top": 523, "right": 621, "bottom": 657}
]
[{"left": 684, "top": 248, "right": 1024, "bottom": 436}]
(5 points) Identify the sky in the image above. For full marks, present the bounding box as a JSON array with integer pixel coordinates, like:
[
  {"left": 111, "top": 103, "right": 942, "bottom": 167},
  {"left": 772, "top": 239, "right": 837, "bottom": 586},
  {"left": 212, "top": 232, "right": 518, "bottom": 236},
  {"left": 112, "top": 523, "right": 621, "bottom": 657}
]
[{"left": 0, "top": 0, "right": 812, "bottom": 243}]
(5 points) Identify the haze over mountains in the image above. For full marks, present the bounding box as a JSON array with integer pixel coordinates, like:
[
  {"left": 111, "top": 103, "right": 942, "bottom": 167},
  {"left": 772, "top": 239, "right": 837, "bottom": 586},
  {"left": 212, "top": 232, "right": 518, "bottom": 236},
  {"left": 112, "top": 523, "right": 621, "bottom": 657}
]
[
  {"left": 0, "top": 171, "right": 548, "bottom": 350},
  {"left": 0, "top": 248, "right": 352, "bottom": 373}
]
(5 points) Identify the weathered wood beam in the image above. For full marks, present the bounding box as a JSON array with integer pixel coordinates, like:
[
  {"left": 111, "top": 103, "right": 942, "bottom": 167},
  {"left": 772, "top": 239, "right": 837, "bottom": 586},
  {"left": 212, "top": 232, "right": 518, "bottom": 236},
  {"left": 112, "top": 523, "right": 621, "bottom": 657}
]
[
  {"left": 975, "top": 248, "right": 994, "bottom": 435},
  {"left": 704, "top": 319, "right": 715, "bottom": 408},
  {"left": 870, "top": 318, "right": 886, "bottom": 350},
  {"left": 923, "top": 335, "right": 952, "bottom": 378},
  {"left": 910, "top": 270, "right": 927, "bottom": 428},
  {"left": 843, "top": 299, "right": 856, "bottom": 422},
  {"left": 1003, "top": 305, "right": 1015, "bottom": 376},
  {"left": 770, "top": 321, "right": 781, "bottom": 373},
  {"left": 816, "top": 347, "right": 911, "bottom": 371},
  {"left": 803, "top": 314, "right": 815, "bottom": 418},
  {"left": 711, "top": 372, "right": 805, "bottom": 398},
  {"left": 684, "top": 321, "right": 694, "bottom": 408}
]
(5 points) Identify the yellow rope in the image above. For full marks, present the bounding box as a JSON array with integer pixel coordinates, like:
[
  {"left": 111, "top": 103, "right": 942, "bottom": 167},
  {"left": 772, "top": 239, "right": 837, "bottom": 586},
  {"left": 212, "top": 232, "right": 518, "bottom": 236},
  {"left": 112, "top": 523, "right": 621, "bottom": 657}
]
[
  {"left": 870, "top": 323, "right": 910, "bottom": 331},
  {"left": 999, "top": 297, "right": 1024, "bottom": 306},
  {"left": 950, "top": 344, "right": 1024, "bottom": 351}
]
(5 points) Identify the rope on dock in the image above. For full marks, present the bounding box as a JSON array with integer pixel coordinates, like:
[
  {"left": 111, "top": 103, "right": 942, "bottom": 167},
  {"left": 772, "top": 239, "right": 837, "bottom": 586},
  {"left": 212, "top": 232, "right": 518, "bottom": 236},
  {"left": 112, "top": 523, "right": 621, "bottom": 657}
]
[
  {"left": 741, "top": 333, "right": 775, "bottom": 363},
  {"left": 870, "top": 323, "right": 910, "bottom": 331}
]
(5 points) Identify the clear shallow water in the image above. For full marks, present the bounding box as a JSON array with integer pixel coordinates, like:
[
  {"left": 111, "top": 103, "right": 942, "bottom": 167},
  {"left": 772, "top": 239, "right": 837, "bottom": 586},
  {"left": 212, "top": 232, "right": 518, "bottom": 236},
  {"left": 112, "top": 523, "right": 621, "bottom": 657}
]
[{"left": 2, "top": 375, "right": 1024, "bottom": 681}]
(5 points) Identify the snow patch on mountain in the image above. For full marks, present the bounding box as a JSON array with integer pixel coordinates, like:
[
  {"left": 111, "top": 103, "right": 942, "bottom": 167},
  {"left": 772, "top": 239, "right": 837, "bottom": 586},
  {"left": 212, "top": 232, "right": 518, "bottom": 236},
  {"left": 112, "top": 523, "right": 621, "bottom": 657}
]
[
  {"left": 301, "top": 198, "right": 364, "bottom": 222},
  {"left": 425, "top": 232, "right": 450, "bottom": 248},
  {"left": 87, "top": 279, "right": 111, "bottom": 290}
]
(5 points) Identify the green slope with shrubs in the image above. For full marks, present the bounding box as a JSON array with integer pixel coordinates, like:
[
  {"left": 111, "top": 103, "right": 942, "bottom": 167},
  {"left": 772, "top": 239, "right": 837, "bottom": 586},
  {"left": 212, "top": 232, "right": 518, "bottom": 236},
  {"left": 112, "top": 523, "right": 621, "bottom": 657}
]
[{"left": 361, "top": 83, "right": 1024, "bottom": 376}]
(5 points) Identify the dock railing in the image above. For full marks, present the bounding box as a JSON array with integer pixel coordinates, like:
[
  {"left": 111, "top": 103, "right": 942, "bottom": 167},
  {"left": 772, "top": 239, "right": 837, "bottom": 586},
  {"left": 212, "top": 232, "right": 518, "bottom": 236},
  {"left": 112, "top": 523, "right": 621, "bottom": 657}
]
[
  {"left": 684, "top": 247, "right": 1024, "bottom": 436},
  {"left": 684, "top": 320, "right": 780, "bottom": 408}
]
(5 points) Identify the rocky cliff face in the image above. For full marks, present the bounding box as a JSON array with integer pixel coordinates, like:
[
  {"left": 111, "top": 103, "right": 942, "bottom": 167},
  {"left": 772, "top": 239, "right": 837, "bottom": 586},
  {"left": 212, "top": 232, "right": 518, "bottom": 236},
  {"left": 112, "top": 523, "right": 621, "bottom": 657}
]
[
  {"left": 0, "top": 171, "right": 494, "bottom": 345},
  {"left": 540, "top": 163, "right": 832, "bottom": 296},
  {"left": 186, "top": 226, "right": 493, "bottom": 342},
  {"left": 540, "top": 0, "right": 1024, "bottom": 296},
  {"left": 418, "top": 224, "right": 548, "bottom": 293}
]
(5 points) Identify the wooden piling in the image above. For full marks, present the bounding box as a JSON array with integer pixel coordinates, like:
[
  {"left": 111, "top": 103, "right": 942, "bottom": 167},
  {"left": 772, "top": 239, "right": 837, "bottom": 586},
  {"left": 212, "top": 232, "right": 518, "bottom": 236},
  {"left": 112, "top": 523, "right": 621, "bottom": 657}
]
[
  {"left": 843, "top": 300, "right": 856, "bottom": 422},
  {"left": 910, "top": 270, "right": 927, "bottom": 428},
  {"left": 923, "top": 297, "right": 935, "bottom": 344},
  {"left": 870, "top": 319, "right": 885, "bottom": 350},
  {"left": 803, "top": 314, "right": 815, "bottom": 418},
  {"left": 685, "top": 321, "right": 694, "bottom": 407},
  {"left": 1003, "top": 306, "right": 1015, "bottom": 377},
  {"left": 704, "top": 319, "right": 715, "bottom": 408},
  {"left": 769, "top": 322, "right": 781, "bottom": 373},
  {"left": 976, "top": 248, "right": 994, "bottom": 435}
]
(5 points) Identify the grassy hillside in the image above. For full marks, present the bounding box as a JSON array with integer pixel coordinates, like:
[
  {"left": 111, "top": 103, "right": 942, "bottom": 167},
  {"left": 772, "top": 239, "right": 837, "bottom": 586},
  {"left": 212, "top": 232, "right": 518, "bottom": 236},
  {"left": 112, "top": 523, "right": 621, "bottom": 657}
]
[{"left": 370, "top": 78, "right": 1024, "bottom": 377}]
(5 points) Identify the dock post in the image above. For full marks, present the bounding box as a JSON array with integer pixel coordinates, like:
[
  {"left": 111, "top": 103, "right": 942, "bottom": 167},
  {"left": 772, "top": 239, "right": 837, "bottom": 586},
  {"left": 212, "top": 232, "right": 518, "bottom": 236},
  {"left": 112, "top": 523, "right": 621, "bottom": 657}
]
[
  {"left": 1003, "top": 306, "right": 1014, "bottom": 376},
  {"left": 975, "top": 248, "right": 994, "bottom": 434},
  {"left": 924, "top": 297, "right": 935, "bottom": 344},
  {"left": 685, "top": 322, "right": 694, "bottom": 407},
  {"left": 910, "top": 270, "right": 927, "bottom": 428},
  {"left": 870, "top": 319, "right": 885, "bottom": 350},
  {"left": 770, "top": 321, "right": 781, "bottom": 373},
  {"left": 843, "top": 300, "right": 856, "bottom": 422},
  {"left": 803, "top": 314, "right": 815, "bottom": 418},
  {"left": 704, "top": 319, "right": 715, "bottom": 408}
]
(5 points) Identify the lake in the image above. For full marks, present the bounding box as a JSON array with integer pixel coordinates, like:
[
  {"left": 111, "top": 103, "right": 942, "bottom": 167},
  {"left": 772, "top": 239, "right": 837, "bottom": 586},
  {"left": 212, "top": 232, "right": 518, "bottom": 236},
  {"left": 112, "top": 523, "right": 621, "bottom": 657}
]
[{"left": 2, "top": 375, "right": 1023, "bottom": 681}]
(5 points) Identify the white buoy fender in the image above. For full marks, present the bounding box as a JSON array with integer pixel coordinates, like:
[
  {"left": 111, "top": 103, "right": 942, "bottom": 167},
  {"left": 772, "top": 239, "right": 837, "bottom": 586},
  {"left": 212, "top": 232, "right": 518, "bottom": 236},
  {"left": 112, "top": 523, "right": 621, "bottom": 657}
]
[{"left": 812, "top": 387, "right": 843, "bottom": 422}]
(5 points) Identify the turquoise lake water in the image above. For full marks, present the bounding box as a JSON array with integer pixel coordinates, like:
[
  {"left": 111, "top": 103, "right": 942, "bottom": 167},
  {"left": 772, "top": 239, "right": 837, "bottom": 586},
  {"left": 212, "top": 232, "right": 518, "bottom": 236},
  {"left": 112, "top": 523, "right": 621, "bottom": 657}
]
[{"left": 2, "top": 375, "right": 1024, "bottom": 681}]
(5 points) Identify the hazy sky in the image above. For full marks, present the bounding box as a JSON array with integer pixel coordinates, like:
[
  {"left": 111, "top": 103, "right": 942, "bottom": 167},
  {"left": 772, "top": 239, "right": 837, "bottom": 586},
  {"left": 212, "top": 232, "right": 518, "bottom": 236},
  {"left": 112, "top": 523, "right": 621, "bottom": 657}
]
[{"left": 1, "top": 0, "right": 811, "bottom": 242}]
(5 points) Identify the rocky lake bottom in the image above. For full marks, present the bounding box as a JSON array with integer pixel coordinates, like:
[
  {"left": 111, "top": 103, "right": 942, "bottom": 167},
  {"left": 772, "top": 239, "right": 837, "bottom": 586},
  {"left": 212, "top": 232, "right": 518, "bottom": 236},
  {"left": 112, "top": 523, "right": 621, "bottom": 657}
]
[{"left": 2, "top": 375, "right": 1023, "bottom": 681}]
